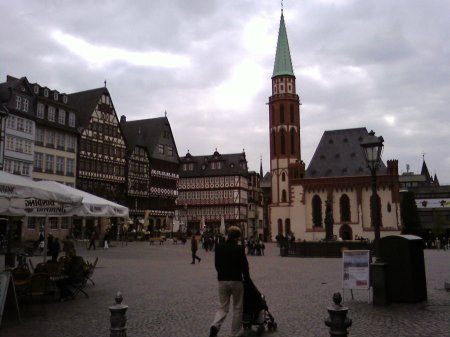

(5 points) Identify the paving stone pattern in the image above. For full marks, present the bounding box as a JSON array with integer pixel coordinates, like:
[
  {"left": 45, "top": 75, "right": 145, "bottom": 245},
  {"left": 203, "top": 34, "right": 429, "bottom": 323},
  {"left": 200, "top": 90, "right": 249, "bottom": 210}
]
[{"left": 1, "top": 242, "right": 449, "bottom": 337}]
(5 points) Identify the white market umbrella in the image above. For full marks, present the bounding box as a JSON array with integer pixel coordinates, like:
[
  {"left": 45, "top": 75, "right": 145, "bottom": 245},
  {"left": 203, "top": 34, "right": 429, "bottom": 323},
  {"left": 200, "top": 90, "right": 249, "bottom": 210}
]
[
  {"left": 35, "top": 181, "right": 129, "bottom": 218},
  {"left": 0, "top": 171, "right": 82, "bottom": 216}
]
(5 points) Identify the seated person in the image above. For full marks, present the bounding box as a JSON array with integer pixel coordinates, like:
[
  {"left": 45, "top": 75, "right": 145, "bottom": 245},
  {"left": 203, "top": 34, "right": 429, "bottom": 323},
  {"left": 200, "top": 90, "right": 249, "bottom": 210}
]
[{"left": 56, "top": 252, "right": 86, "bottom": 301}]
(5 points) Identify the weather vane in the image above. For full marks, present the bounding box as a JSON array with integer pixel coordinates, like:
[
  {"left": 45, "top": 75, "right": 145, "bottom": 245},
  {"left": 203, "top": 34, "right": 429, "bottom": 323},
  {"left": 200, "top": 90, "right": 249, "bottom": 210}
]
[{"left": 281, "top": 0, "right": 283, "bottom": 12}]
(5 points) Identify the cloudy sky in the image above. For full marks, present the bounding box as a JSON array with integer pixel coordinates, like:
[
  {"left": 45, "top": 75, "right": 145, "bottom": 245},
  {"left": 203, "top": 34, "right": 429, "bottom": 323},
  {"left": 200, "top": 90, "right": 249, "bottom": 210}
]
[{"left": 2, "top": 0, "right": 449, "bottom": 183}]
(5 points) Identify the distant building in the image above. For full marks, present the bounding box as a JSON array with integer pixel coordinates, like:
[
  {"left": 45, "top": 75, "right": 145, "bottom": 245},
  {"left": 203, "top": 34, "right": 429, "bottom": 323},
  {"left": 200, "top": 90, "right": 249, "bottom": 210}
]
[
  {"left": 247, "top": 170, "right": 264, "bottom": 240},
  {"left": 399, "top": 159, "right": 440, "bottom": 189},
  {"left": 0, "top": 76, "right": 35, "bottom": 177},
  {"left": 120, "top": 115, "right": 179, "bottom": 230},
  {"left": 399, "top": 159, "right": 448, "bottom": 238},
  {"left": 178, "top": 150, "right": 249, "bottom": 235}
]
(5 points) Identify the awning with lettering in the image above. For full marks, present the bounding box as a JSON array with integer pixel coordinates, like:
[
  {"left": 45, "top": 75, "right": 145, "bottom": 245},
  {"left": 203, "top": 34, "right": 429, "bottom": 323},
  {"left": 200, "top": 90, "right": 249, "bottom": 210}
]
[
  {"left": 0, "top": 171, "right": 83, "bottom": 216},
  {"left": 35, "top": 181, "right": 129, "bottom": 218}
]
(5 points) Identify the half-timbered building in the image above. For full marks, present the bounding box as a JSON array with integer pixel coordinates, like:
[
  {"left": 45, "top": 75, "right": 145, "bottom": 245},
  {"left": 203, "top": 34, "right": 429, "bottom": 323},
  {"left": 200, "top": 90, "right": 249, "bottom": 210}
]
[
  {"left": 120, "top": 116, "right": 179, "bottom": 230},
  {"left": 69, "top": 87, "right": 127, "bottom": 236},
  {"left": 69, "top": 87, "right": 127, "bottom": 204},
  {"left": 178, "top": 150, "right": 249, "bottom": 235}
]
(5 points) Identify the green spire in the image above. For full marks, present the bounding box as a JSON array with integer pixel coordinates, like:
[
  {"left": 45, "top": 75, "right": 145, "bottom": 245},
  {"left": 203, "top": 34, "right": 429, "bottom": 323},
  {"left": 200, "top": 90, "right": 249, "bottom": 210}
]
[{"left": 272, "top": 12, "right": 294, "bottom": 78}]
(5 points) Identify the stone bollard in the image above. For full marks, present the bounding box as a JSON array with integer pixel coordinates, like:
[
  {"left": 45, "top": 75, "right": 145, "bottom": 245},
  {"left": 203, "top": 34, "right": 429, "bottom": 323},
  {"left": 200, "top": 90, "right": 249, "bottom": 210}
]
[
  {"left": 109, "top": 292, "right": 128, "bottom": 337},
  {"left": 324, "top": 292, "right": 352, "bottom": 337}
]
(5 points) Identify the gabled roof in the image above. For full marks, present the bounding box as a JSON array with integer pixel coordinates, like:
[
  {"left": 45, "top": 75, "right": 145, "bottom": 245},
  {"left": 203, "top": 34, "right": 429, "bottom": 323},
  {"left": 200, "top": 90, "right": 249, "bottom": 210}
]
[
  {"left": 433, "top": 173, "right": 439, "bottom": 186},
  {"left": 306, "top": 127, "right": 387, "bottom": 178},
  {"left": 272, "top": 12, "right": 295, "bottom": 78},
  {"left": 121, "top": 116, "right": 179, "bottom": 164},
  {"left": 68, "top": 87, "right": 108, "bottom": 128},
  {"left": 0, "top": 76, "right": 33, "bottom": 102},
  {"left": 179, "top": 151, "right": 248, "bottom": 178},
  {"left": 421, "top": 160, "right": 432, "bottom": 184}
]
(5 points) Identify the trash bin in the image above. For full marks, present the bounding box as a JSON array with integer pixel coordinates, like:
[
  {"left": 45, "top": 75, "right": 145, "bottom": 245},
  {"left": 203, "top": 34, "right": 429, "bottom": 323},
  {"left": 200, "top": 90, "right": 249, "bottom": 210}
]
[{"left": 381, "top": 235, "right": 427, "bottom": 302}]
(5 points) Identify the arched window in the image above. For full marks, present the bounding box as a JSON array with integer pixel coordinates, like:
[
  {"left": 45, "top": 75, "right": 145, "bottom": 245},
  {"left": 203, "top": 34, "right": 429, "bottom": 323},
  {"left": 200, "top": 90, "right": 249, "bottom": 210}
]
[
  {"left": 370, "top": 194, "right": 382, "bottom": 227},
  {"left": 282, "top": 172, "right": 286, "bottom": 181},
  {"left": 312, "top": 195, "right": 322, "bottom": 227},
  {"left": 280, "top": 131, "right": 286, "bottom": 155},
  {"left": 282, "top": 189, "right": 287, "bottom": 203},
  {"left": 278, "top": 219, "right": 283, "bottom": 235},
  {"left": 340, "top": 194, "right": 351, "bottom": 222},
  {"left": 290, "top": 129, "right": 296, "bottom": 155},
  {"left": 280, "top": 104, "right": 285, "bottom": 123},
  {"left": 285, "top": 218, "right": 291, "bottom": 235}
]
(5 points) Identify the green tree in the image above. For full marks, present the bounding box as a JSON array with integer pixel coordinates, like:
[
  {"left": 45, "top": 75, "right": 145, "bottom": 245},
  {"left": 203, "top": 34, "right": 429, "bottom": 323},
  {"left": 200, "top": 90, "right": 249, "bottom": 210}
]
[{"left": 400, "top": 191, "right": 422, "bottom": 236}]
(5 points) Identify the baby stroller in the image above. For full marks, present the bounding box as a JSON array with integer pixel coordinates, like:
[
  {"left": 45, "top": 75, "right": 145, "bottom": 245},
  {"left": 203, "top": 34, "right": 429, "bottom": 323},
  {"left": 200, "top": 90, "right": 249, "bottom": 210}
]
[{"left": 242, "top": 279, "right": 277, "bottom": 336}]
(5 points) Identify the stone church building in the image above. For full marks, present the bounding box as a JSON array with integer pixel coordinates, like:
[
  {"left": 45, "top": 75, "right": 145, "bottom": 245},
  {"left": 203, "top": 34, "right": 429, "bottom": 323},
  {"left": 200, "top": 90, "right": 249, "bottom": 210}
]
[{"left": 268, "top": 11, "right": 401, "bottom": 241}]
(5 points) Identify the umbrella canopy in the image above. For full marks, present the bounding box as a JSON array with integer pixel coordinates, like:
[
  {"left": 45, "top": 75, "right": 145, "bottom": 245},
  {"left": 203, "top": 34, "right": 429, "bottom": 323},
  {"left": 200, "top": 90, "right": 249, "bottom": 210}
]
[
  {"left": 0, "top": 171, "right": 83, "bottom": 216},
  {"left": 35, "top": 181, "right": 129, "bottom": 218}
]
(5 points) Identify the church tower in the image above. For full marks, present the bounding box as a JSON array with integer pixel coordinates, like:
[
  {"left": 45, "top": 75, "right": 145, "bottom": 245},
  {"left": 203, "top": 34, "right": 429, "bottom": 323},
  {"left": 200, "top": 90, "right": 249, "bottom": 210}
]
[{"left": 269, "top": 11, "right": 301, "bottom": 208}]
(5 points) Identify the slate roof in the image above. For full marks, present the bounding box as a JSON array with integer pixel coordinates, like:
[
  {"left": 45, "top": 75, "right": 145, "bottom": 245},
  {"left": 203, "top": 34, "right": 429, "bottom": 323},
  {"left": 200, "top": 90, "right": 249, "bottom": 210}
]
[
  {"left": 68, "top": 87, "right": 107, "bottom": 129},
  {"left": 179, "top": 150, "right": 248, "bottom": 178},
  {"left": 121, "top": 116, "right": 179, "bottom": 164},
  {"left": 306, "top": 127, "right": 387, "bottom": 178}
]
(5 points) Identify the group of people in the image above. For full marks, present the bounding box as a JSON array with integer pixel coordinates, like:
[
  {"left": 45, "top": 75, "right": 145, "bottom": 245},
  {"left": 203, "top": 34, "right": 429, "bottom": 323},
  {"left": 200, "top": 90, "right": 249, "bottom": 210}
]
[
  {"left": 88, "top": 230, "right": 110, "bottom": 250},
  {"left": 245, "top": 239, "right": 265, "bottom": 256},
  {"left": 201, "top": 234, "right": 224, "bottom": 251}
]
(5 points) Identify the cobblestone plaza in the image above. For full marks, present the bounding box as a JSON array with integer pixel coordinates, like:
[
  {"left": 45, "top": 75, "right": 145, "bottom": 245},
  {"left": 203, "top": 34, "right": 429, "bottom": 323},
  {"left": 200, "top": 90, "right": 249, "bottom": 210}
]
[{"left": 1, "top": 242, "right": 449, "bottom": 337}]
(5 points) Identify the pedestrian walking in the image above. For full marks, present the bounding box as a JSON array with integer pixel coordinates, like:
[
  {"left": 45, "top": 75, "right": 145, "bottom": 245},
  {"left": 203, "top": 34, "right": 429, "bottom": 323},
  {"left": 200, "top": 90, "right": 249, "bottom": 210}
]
[
  {"left": 50, "top": 237, "right": 61, "bottom": 262},
  {"left": 191, "top": 235, "right": 201, "bottom": 264},
  {"left": 104, "top": 231, "right": 109, "bottom": 249},
  {"left": 88, "top": 231, "right": 96, "bottom": 250},
  {"left": 209, "top": 226, "right": 250, "bottom": 337}
]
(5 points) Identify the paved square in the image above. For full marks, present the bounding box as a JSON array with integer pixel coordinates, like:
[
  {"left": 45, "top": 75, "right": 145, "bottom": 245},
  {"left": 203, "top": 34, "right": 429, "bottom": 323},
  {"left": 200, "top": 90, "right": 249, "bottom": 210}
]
[{"left": 2, "top": 242, "right": 449, "bottom": 337}]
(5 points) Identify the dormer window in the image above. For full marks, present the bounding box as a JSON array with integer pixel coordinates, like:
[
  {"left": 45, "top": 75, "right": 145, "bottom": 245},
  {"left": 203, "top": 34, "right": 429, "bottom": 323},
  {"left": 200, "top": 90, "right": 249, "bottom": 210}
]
[
  {"left": 54, "top": 92, "right": 59, "bottom": 101},
  {"left": 44, "top": 89, "right": 49, "bottom": 97},
  {"left": 34, "top": 85, "right": 39, "bottom": 94},
  {"left": 63, "top": 95, "right": 68, "bottom": 104}
]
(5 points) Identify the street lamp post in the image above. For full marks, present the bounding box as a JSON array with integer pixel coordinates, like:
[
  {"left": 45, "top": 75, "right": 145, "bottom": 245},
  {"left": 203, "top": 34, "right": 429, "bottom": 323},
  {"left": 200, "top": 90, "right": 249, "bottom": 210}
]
[{"left": 360, "top": 130, "right": 388, "bottom": 306}]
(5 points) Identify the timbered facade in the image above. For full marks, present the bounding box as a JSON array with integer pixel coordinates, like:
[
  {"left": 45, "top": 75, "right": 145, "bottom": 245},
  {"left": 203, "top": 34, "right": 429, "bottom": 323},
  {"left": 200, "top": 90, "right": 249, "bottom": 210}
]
[
  {"left": 120, "top": 116, "right": 179, "bottom": 229},
  {"left": 69, "top": 87, "right": 127, "bottom": 205},
  {"left": 178, "top": 150, "right": 249, "bottom": 234}
]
